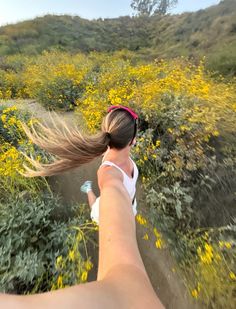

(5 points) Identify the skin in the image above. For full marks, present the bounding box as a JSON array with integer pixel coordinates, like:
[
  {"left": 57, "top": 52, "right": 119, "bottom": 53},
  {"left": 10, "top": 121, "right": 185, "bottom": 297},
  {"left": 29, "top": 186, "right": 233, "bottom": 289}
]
[
  {"left": 87, "top": 138, "right": 137, "bottom": 208},
  {"left": 0, "top": 141, "right": 164, "bottom": 309}
]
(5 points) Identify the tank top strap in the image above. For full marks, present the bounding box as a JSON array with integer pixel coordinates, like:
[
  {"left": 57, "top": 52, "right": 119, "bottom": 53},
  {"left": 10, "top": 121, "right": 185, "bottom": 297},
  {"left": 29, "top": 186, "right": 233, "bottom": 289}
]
[
  {"left": 129, "top": 157, "right": 139, "bottom": 179},
  {"left": 100, "top": 161, "right": 126, "bottom": 178}
]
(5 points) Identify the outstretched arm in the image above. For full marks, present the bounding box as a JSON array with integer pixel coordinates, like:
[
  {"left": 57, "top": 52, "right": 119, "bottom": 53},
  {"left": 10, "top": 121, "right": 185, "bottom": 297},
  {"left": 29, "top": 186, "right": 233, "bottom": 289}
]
[{"left": 0, "top": 167, "right": 164, "bottom": 309}]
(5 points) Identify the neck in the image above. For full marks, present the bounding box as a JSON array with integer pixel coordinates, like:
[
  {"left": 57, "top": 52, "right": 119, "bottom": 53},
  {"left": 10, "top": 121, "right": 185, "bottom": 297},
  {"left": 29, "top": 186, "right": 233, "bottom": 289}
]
[{"left": 104, "top": 145, "right": 131, "bottom": 163}]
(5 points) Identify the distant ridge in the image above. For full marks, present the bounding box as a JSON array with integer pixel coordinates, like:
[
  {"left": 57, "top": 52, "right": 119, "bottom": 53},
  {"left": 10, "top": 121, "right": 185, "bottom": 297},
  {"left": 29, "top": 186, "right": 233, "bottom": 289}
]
[{"left": 0, "top": 0, "right": 235, "bottom": 75}]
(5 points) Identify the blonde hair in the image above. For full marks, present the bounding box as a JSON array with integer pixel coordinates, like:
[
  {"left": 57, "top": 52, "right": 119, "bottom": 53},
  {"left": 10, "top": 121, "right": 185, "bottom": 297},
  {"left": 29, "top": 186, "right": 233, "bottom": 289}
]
[{"left": 22, "top": 109, "right": 137, "bottom": 177}]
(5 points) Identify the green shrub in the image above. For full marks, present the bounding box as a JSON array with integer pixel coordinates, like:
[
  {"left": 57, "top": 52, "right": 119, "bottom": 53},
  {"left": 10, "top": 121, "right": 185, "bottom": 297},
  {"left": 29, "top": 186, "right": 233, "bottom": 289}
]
[
  {"left": 37, "top": 76, "right": 84, "bottom": 111},
  {"left": 0, "top": 105, "right": 49, "bottom": 198},
  {"left": 0, "top": 195, "right": 95, "bottom": 294}
]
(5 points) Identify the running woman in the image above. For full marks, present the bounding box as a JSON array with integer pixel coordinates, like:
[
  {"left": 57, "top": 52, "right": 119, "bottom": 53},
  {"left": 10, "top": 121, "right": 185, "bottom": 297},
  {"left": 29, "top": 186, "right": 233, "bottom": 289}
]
[
  {"left": 80, "top": 105, "right": 139, "bottom": 224},
  {"left": 1, "top": 105, "right": 164, "bottom": 308}
]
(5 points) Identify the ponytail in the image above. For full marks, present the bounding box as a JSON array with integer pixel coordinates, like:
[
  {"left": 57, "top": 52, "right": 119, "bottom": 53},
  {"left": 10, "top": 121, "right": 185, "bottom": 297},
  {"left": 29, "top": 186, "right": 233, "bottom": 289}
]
[
  {"left": 22, "top": 107, "right": 136, "bottom": 177},
  {"left": 22, "top": 117, "right": 110, "bottom": 177}
]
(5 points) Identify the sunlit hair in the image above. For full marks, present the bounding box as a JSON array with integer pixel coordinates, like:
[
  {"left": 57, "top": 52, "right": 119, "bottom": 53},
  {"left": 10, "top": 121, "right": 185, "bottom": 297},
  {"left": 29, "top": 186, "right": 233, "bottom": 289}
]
[{"left": 22, "top": 109, "right": 137, "bottom": 177}]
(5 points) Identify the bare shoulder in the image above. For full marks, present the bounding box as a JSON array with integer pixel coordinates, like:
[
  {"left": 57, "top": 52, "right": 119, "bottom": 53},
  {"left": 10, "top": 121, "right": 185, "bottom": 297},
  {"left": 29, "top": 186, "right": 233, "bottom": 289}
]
[{"left": 97, "top": 165, "right": 123, "bottom": 190}]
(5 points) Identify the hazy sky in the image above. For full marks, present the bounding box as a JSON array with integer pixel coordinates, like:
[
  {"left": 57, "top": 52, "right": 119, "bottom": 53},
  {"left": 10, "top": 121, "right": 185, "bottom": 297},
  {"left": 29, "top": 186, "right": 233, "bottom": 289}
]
[{"left": 0, "top": 0, "right": 221, "bottom": 26}]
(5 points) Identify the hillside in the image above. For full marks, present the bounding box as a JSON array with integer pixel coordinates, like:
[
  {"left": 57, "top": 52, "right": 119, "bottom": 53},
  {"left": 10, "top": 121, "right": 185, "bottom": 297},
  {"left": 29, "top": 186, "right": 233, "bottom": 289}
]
[{"left": 0, "top": 0, "right": 235, "bottom": 75}]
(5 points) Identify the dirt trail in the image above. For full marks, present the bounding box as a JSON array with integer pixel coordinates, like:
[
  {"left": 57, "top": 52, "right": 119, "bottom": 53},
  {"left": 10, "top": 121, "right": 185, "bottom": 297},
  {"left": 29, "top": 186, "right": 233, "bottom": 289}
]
[
  {"left": 2, "top": 100, "right": 198, "bottom": 308},
  {"left": 51, "top": 162, "right": 197, "bottom": 309}
]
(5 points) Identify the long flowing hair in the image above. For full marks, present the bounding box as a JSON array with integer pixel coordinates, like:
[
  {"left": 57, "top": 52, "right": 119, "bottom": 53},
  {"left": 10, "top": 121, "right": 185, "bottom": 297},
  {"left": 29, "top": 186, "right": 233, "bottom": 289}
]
[{"left": 22, "top": 109, "right": 136, "bottom": 177}]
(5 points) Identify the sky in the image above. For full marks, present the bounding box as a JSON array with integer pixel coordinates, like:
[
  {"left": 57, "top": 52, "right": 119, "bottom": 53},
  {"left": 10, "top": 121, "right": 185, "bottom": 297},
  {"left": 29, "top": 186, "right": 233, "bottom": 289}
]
[{"left": 0, "top": 0, "right": 221, "bottom": 26}]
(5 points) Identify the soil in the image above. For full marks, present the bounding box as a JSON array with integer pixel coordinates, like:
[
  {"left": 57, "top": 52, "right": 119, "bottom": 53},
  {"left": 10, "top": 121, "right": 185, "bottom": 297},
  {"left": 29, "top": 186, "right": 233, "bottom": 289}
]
[{"left": 1, "top": 100, "right": 198, "bottom": 308}]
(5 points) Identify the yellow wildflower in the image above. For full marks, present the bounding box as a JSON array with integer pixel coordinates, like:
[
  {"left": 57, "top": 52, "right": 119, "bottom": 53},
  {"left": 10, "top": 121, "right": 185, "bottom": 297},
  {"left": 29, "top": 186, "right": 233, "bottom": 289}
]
[
  {"left": 57, "top": 275, "right": 63, "bottom": 288},
  {"left": 225, "top": 242, "right": 232, "bottom": 249},
  {"left": 212, "top": 130, "right": 219, "bottom": 137},
  {"left": 142, "top": 233, "right": 149, "bottom": 240},
  {"left": 180, "top": 125, "right": 189, "bottom": 132},
  {"left": 229, "top": 272, "right": 236, "bottom": 280},
  {"left": 198, "top": 243, "right": 214, "bottom": 264},
  {"left": 56, "top": 255, "right": 63, "bottom": 269},
  {"left": 81, "top": 271, "right": 88, "bottom": 282},
  {"left": 191, "top": 289, "right": 198, "bottom": 299},
  {"left": 136, "top": 214, "right": 147, "bottom": 226},
  {"left": 153, "top": 228, "right": 161, "bottom": 238},
  {"left": 76, "top": 232, "right": 83, "bottom": 242},
  {"left": 1, "top": 114, "right": 6, "bottom": 122},
  {"left": 219, "top": 241, "right": 224, "bottom": 249},
  {"left": 68, "top": 250, "right": 75, "bottom": 262},
  {"left": 84, "top": 260, "right": 93, "bottom": 271},
  {"left": 219, "top": 241, "right": 232, "bottom": 249},
  {"left": 155, "top": 239, "right": 163, "bottom": 249},
  {"left": 8, "top": 116, "right": 17, "bottom": 126}
]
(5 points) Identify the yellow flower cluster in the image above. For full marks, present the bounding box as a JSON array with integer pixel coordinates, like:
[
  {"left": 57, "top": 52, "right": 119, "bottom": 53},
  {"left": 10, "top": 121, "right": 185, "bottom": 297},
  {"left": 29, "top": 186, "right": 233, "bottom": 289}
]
[
  {"left": 229, "top": 272, "right": 236, "bottom": 280},
  {"left": 187, "top": 236, "right": 235, "bottom": 306},
  {"left": 0, "top": 145, "right": 24, "bottom": 176},
  {"left": 0, "top": 53, "right": 235, "bottom": 143},
  {"left": 191, "top": 282, "right": 201, "bottom": 299},
  {"left": 136, "top": 213, "right": 165, "bottom": 249},
  {"left": 134, "top": 135, "right": 160, "bottom": 169},
  {"left": 136, "top": 213, "right": 147, "bottom": 226},
  {"left": 1, "top": 106, "right": 24, "bottom": 135},
  {"left": 153, "top": 227, "right": 164, "bottom": 249},
  {"left": 197, "top": 243, "right": 214, "bottom": 264},
  {"left": 219, "top": 241, "right": 232, "bottom": 249},
  {"left": 52, "top": 226, "right": 96, "bottom": 290}
]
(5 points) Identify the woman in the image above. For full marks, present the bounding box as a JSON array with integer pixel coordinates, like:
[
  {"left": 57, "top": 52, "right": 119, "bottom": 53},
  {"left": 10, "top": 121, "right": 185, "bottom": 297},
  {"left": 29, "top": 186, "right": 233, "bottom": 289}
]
[
  {"left": 80, "top": 105, "right": 139, "bottom": 224},
  {"left": 24, "top": 105, "right": 140, "bottom": 224},
  {"left": 0, "top": 105, "right": 164, "bottom": 308}
]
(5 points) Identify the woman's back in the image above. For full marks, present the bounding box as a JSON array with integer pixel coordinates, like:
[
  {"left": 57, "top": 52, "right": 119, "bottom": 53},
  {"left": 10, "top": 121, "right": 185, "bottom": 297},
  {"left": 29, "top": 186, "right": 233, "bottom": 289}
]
[{"left": 100, "top": 147, "right": 138, "bottom": 200}]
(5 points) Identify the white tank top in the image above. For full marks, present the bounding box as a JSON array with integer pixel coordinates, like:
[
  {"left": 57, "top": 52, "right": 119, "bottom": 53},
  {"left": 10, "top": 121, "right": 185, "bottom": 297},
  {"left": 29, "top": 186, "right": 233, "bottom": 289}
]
[{"left": 99, "top": 156, "right": 139, "bottom": 202}]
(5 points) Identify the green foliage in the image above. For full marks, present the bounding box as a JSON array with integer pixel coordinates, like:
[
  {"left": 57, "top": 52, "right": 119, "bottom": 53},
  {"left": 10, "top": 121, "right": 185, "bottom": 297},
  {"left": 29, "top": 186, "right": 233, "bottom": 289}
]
[
  {"left": 179, "top": 228, "right": 236, "bottom": 308},
  {"left": 207, "top": 42, "right": 236, "bottom": 77},
  {"left": 0, "top": 195, "right": 93, "bottom": 293},
  {"left": 131, "top": 0, "right": 178, "bottom": 16},
  {"left": 0, "top": 69, "right": 27, "bottom": 99},
  {"left": 0, "top": 106, "right": 96, "bottom": 295},
  {"left": 0, "top": 106, "right": 49, "bottom": 197},
  {"left": 0, "top": 105, "right": 29, "bottom": 145},
  {"left": 37, "top": 76, "right": 83, "bottom": 111},
  {"left": 21, "top": 51, "right": 94, "bottom": 110}
]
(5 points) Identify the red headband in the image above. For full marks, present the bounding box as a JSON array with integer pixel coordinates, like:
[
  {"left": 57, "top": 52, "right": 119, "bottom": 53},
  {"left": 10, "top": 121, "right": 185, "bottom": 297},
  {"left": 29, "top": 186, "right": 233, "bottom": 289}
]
[
  {"left": 107, "top": 105, "right": 138, "bottom": 146},
  {"left": 107, "top": 105, "right": 138, "bottom": 120}
]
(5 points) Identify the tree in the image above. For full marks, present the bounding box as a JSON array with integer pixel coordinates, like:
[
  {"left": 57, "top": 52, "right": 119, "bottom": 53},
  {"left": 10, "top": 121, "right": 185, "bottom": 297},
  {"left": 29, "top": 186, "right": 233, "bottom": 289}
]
[{"left": 131, "top": 0, "right": 178, "bottom": 16}]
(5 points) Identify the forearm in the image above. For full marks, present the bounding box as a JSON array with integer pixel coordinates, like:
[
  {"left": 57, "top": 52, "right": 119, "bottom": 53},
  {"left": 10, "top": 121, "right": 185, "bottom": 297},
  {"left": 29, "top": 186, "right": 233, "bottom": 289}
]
[
  {"left": 0, "top": 281, "right": 119, "bottom": 309},
  {"left": 97, "top": 182, "right": 163, "bottom": 308},
  {"left": 97, "top": 183, "right": 147, "bottom": 280}
]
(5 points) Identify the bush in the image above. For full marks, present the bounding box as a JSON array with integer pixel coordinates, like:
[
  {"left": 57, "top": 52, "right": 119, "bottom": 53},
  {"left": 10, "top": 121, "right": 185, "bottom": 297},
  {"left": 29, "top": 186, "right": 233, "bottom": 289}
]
[
  {"left": 0, "top": 105, "right": 48, "bottom": 197},
  {"left": 23, "top": 52, "right": 93, "bottom": 110},
  {"left": 0, "top": 195, "right": 95, "bottom": 293},
  {"left": 207, "top": 43, "right": 236, "bottom": 77},
  {"left": 37, "top": 75, "right": 84, "bottom": 111},
  {"left": 0, "top": 69, "right": 28, "bottom": 99},
  {"left": 0, "top": 105, "right": 97, "bottom": 294}
]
